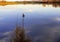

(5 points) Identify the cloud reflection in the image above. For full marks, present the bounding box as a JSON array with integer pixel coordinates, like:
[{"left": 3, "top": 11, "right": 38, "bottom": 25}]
[
  {"left": 55, "top": 18, "right": 60, "bottom": 21},
  {"left": 28, "top": 17, "right": 60, "bottom": 42},
  {"left": 0, "top": 31, "right": 14, "bottom": 42}
]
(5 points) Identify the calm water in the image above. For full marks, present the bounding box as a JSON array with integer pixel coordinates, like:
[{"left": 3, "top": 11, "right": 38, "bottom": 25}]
[{"left": 0, "top": 4, "right": 60, "bottom": 42}]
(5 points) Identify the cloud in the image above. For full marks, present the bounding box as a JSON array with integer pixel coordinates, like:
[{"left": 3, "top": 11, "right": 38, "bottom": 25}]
[
  {"left": 23, "top": 9, "right": 33, "bottom": 12},
  {"left": 55, "top": 18, "right": 60, "bottom": 21},
  {"left": 0, "top": 31, "right": 14, "bottom": 42},
  {"left": 0, "top": 16, "right": 4, "bottom": 20},
  {"left": 3, "top": 31, "right": 12, "bottom": 35},
  {"left": 27, "top": 9, "right": 33, "bottom": 12},
  {"left": 0, "top": 31, "right": 13, "bottom": 39},
  {"left": 0, "top": 40, "right": 6, "bottom": 42},
  {"left": 52, "top": 17, "right": 60, "bottom": 22},
  {"left": 29, "top": 21, "right": 60, "bottom": 42}
]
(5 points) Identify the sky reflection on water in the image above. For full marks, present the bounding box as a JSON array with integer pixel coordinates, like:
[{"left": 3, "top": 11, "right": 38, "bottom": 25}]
[{"left": 0, "top": 4, "right": 60, "bottom": 42}]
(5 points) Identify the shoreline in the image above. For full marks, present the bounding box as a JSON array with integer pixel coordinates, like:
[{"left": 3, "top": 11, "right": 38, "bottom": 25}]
[{"left": 0, "top": 1, "right": 60, "bottom": 6}]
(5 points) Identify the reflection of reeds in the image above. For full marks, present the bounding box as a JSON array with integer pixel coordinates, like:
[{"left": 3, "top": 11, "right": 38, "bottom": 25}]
[{"left": 10, "top": 26, "right": 31, "bottom": 42}]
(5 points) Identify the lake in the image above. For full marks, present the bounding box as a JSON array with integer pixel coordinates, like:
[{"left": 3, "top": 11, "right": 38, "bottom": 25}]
[{"left": 0, "top": 4, "right": 60, "bottom": 42}]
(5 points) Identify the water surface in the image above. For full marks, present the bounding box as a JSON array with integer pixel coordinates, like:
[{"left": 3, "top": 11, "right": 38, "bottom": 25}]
[{"left": 0, "top": 4, "right": 60, "bottom": 42}]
